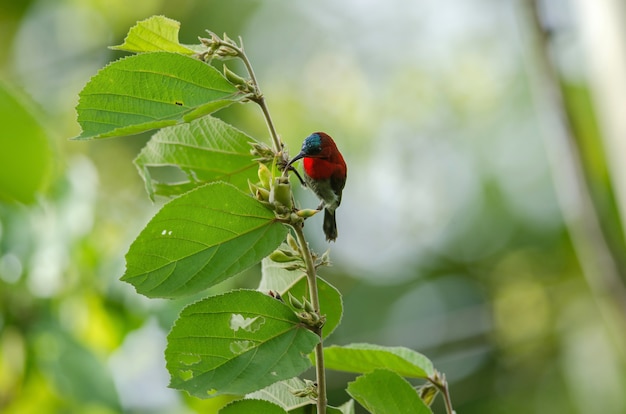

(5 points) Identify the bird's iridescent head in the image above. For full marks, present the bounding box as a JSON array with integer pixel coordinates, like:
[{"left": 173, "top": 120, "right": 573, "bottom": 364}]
[
  {"left": 287, "top": 132, "right": 329, "bottom": 166},
  {"left": 300, "top": 133, "right": 323, "bottom": 156}
]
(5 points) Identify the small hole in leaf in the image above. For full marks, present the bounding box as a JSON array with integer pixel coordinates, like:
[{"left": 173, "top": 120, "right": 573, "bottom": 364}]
[
  {"left": 179, "top": 370, "right": 193, "bottom": 381},
  {"left": 230, "top": 314, "right": 265, "bottom": 333},
  {"left": 179, "top": 354, "right": 201, "bottom": 365}
]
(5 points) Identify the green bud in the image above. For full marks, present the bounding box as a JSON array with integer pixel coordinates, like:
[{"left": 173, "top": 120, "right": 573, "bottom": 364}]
[
  {"left": 270, "top": 177, "right": 292, "bottom": 209},
  {"left": 257, "top": 163, "right": 271, "bottom": 189},
  {"left": 256, "top": 187, "right": 270, "bottom": 202},
  {"left": 288, "top": 293, "right": 304, "bottom": 310},
  {"left": 249, "top": 142, "right": 275, "bottom": 161},
  {"left": 223, "top": 65, "right": 247, "bottom": 87},
  {"left": 296, "top": 209, "right": 319, "bottom": 218},
  {"left": 303, "top": 298, "right": 316, "bottom": 313},
  {"left": 287, "top": 233, "right": 300, "bottom": 252},
  {"left": 269, "top": 250, "right": 298, "bottom": 263},
  {"left": 418, "top": 383, "right": 438, "bottom": 406}
]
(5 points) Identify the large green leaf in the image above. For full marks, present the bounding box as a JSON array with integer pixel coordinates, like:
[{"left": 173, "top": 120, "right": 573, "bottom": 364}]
[
  {"left": 347, "top": 369, "right": 432, "bottom": 414},
  {"left": 322, "top": 343, "right": 435, "bottom": 379},
  {"left": 121, "top": 182, "right": 288, "bottom": 298},
  {"left": 166, "top": 290, "right": 319, "bottom": 398},
  {"left": 134, "top": 116, "right": 257, "bottom": 199},
  {"left": 0, "top": 81, "right": 53, "bottom": 203},
  {"left": 110, "top": 16, "right": 195, "bottom": 54},
  {"left": 75, "top": 52, "right": 242, "bottom": 140}
]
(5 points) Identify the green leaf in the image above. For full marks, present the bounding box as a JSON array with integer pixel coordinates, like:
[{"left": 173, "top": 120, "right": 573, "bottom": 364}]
[
  {"left": 75, "top": 52, "right": 242, "bottom": 140},
  {"left": 121, "top": 182, "right": 288, "bottom": 298},
  {"left": 166, "top": 290, "right": 319, "bottom": 398},
  {"left": 322, "top": 344, "right": 435, "bottom": 379},
  {"left": 283, "top": 276, "right": 342, "bottom": 340},
  {"left": 134, "top": 116, "right": 257, "bottom": 199},
  {"left": 0, "top": 81, "right": 53, "bottom": 204},
  {"left": 347, "top": 369, "right": 432, "bottom": 414},
  {"left": 246, "top": 377, "right": 312, "bottom": 411},
  {"left": 219, "top": 399, "right": 287, "bottom": 414},
  {"left": 35, "top": 324, "right": 120, "bottom": 410},
  {"left": 259, "top": 256, "right": 304, "bottom": 293},
  {"left": 333, "top": 399, "right": 356, "bottom": 414},
  {"left": 110, "top": 16, "right": 195, "bottom": 54}
]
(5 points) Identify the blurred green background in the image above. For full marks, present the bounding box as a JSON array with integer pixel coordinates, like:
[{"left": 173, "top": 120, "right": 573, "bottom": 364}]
[{"left": 2, "top": 0, "right": 626, "bottom": 413}]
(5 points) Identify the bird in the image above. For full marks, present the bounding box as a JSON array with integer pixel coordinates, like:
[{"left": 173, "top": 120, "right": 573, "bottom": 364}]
[{"left": 287, "top": 132, "right": 347, "bottom": 242}]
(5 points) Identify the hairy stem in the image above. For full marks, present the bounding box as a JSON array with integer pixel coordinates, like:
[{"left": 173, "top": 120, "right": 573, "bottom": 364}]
[
  {"left": 235, "top": 34, "right": 327, "bottom": 413},
  {"left": 234, "top": 42, "right": 283, "bottom": 154},
  {"left": 430, "top": 372, "right": 455, "bottom": 414},
  {"left": 293, "top": 224, "right": 327, "bottom": 414},
  {"left": 440, "top": 380, "right": 455, "bottom": 414}
]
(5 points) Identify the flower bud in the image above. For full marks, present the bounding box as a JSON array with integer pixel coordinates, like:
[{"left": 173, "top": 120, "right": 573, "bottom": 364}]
[
  {"left": 419, "top": 384, "right": 437, "bottom": 406},
  {"left": 257, "top": 163, "right": 271, "bottom": 189},
  {"left": 286, "top": 233, "right": 299, "bottom": 252},
  {"left": 269, "top": 177, "right": 292, "bottom": 209},
  {"left": 256, "top": 188, "right": 270, "bottom": 202},
  {"left": 223, "top": 65, "right": 247, "bottom": 87},
  {"left": 296, "top": 209, "right": 319, "bottom": 218},
  {"left": 269, "top": 250, "right": 298, "bottom": 263},
  {"left": 288, "top": 293, "right": 303, "bottom": 310},
  {"left": 303, "top": 299, "right": 316, "bottom": 313}
]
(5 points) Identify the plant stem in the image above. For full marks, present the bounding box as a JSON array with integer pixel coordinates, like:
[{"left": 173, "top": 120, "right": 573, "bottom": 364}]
[
  {"left": 439, "top": 379, "right": 455, "bottom": 414},
  {"left": 234, "top": 42, "right": 283, "bottom": 154},
  {"left": 430, "top": 372, "right": 455, "bottom": 414},
  {"left": 235, "top": 34, "right": 327, "bottom": 413},
  {"left": 293, "top": 224, "right": 327, "bottom": 414}
]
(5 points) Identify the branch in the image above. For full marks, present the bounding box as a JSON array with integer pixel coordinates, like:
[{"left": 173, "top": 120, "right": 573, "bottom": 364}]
[
  {"left": 293, "top": 224, "right": 327, "bottom": 414},
  {"left": 520, "top": 0, "right": 626, "bottom": 357}
]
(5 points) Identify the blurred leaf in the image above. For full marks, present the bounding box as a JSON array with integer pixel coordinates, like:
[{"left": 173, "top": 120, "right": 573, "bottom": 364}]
[
  {"left": 220, "top": 399, "right": 287, "bottom": 414},
  {"left": 283, "top": 275, "right": 342, "bottom": 340},
  {"left": 247, "top": 377, "right": 312, "bottom": 411},
  {"left": 166, "top": 290, "right": 319, "bottom": 398},
  {"left": 347, "top": 369, "right": 432, "bottom": 414},
  {"left": 121, "top": 182, "right": 288, "bottom": 298},
  {"left": 110, "top": 15, "right": 195, "bottom": 54},
  {"left": 0, "top": 81, "right": 53, "bottom": 204},
  {"left": 134, "top": 116, "right": 257, "bottom": 199},
  {"left": 75, "top": 52, "right": 242, "bottom": 140},
  {"left": 322, "top": 344, "right": 435, "bottom": 379},
  {"left": 33, "top": 326, "right": 120, "bottom": 410}
]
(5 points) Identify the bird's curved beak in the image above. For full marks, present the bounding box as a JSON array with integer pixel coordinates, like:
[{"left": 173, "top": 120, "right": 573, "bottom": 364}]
[{"left": 287, "top": 151, "right": 305, "bottom": 167}]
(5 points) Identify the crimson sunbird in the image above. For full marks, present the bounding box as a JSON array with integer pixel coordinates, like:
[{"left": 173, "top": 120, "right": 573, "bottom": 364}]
[{"left": 287, "top": 132, "right": 347, "bottom": 242}]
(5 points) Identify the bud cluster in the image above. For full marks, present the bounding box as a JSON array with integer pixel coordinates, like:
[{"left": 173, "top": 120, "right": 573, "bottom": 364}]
[
  {"left": 290, "top": 379, "right": 318, "bottom": 400},
  {"left": 288, "top": 292, "right": 326, "bottom": 329},
  {"left": 248, "top": 163, "right": 293, "bottom": 217},
  {"left": 268, "top": 234, "right": 305, "bottom": 271},
  {"left": 197, "top": 31, "right": 241, "bottom": 60}
]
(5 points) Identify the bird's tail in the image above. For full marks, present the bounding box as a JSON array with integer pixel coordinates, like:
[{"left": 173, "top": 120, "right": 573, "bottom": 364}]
[{"left": 323, "top": 209, "right": 338, "bottom": 242}]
